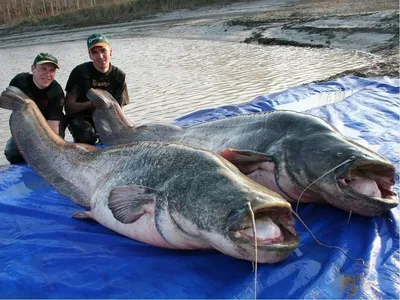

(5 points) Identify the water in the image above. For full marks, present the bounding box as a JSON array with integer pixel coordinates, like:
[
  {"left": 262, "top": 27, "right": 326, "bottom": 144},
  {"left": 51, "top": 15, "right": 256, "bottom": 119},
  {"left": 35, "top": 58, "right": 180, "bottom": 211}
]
[{"left": 0, "top": 34, "right": 373, "bottom": 165}]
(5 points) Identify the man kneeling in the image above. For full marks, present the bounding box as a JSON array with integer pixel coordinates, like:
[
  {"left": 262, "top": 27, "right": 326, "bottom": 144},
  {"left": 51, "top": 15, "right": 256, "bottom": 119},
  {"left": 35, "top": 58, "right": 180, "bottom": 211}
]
[{"left": 4, "top": 53, "right": 65, "bottom": 164}]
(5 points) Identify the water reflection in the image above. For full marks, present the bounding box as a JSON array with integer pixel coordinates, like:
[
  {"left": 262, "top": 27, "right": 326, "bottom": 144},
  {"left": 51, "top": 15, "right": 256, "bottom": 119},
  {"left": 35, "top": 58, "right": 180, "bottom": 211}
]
[{"left": 0, "top": 35, "right": 373, "bottom": 165}]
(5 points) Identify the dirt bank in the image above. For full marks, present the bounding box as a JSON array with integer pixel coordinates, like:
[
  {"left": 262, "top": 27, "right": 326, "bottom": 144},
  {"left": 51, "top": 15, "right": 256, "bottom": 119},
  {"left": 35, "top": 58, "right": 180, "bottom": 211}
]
[
  {"left": 228, "top": 0, "right": 399, "bottom": 78},
  {"left": 147, "top": 0, "right": 399, "bottom": 79}
]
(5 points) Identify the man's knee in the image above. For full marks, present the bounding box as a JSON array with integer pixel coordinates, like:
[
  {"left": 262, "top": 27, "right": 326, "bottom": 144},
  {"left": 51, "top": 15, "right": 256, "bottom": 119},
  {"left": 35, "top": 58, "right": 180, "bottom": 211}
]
[
  {"left": 73, "top": 130, "right": 98, "bottom": 145},
  {"left": 58, "top": 115, "right": 67, "bottom": 139},
  {"left": 4, "top": 138, "right": 25, "bottom": 164},
  {"left": 67, "top": 115, "right": 98, "bottom": 145},
  {"left": 5, "top": 150, "right": 25, "bottom": 164}
]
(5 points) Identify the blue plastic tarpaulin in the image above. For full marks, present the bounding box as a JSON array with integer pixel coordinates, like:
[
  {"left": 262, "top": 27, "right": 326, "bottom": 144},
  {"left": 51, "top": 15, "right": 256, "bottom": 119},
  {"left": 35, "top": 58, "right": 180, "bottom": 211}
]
[{"left": 0, "top": 76, "right": 398, "bottom": 299}]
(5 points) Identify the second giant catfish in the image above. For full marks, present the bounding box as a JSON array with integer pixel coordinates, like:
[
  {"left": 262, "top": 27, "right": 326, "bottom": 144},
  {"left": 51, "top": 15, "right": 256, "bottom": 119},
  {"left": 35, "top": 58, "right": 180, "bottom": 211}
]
[{"left": 87, "top": 89, "right": 398, "bottom": 217}]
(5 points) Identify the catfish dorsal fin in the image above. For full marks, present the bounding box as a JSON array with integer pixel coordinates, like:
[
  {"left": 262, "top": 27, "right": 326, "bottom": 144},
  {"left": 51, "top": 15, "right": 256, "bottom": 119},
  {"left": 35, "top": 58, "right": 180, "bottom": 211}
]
[
  {"left": 108, "top": 184, "right": 157, "bottom": 224},
  {"left": 220, "top": 148, "right": 273, "bottom": 174}
]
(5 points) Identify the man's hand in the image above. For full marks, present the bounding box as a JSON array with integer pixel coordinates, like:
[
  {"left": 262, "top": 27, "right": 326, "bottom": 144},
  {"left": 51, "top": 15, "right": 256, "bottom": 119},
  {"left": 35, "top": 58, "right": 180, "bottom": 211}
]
[
  {"left": 65, "top": 90, "right": 93, "bottom": 114},
  {"left": 47, "top": 120, "right": 60, "bottom": 136}
]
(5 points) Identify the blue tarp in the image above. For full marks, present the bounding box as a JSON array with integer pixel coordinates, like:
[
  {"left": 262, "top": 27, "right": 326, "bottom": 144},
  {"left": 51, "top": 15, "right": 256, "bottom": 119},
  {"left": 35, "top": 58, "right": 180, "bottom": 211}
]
[{"left": 0, "top": 76, "right": 398, "bottom": 299}]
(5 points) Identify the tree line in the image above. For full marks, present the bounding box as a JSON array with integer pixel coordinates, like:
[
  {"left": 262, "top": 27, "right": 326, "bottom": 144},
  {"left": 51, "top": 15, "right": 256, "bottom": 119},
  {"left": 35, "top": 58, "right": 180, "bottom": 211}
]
[
  {"left": 0, "top": 0, "right": 125, "bottom": 23},
  {"left": 0, "top": 0, "right": 244, "bottom": 26}
]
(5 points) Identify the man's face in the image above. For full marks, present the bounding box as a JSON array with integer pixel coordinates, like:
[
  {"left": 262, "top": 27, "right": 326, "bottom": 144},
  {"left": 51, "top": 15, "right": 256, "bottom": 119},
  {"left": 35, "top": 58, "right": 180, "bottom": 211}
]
[
  {"left": 31, "top": 63, "right": 57, "bottom": 89},
  {"left": 89, "top": 45, "right": 112, "bottom": 72}
]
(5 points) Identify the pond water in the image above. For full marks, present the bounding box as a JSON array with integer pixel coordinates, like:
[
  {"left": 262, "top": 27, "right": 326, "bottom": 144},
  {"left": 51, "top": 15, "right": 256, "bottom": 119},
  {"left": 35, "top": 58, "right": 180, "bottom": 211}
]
[{"left": 0, "top": 33, "right": 373, "bottom": 165}]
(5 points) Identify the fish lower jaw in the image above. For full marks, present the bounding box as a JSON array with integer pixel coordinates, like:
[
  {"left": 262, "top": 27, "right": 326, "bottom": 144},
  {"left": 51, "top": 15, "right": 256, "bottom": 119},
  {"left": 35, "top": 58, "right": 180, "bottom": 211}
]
[
  {"left": 326, "top": 194, "right": 398, "bottom": 216},
  {"left": 335, "top": 177, "right": 398, "bottom": 214},
  {"left": 233, "top": 230, "right": 285, "bottom": 245},
  {"left": 228, "top": 231, "right": 299, "bottom": 263}
]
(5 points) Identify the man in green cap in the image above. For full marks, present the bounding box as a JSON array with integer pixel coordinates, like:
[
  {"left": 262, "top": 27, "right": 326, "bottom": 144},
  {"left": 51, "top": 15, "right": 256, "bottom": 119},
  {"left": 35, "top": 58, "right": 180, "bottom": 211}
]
[
  {"left": 4, "top": 52, "right": 65, "bottom": 164},
  {"left": 64, "top": 33, "right": 129, "bottom": 144}
]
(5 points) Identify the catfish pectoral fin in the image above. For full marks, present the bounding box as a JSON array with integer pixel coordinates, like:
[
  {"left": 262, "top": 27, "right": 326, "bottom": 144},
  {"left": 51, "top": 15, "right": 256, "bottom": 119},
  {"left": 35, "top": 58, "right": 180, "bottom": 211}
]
[
  {"left": 72, "top": 211, "right": 94, "bottom": 220},
  {"left": 220, "top": 148, "right": 273, "bottom": 163},
  {"left": 108, "top": 184, "right": 157, "bottom": 224},
  {"left": 220, "top": 148, "right": 274, "bottom": 173}
]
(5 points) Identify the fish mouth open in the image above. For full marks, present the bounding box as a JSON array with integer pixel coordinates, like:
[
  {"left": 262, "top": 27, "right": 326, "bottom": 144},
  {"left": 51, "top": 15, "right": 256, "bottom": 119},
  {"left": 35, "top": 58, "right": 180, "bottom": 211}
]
[
  {"left": 337, "top": 160, "right": 398, "bottom": 212},
  {"left": 230, "top": 206, "right": 299, "bottom": 249}
]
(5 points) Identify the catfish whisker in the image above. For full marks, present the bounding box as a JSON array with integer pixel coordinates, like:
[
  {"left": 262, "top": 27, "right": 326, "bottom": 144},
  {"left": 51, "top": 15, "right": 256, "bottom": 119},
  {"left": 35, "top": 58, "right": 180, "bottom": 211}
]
[
  {"left": 247, "top": 202, "right": 258, "bottom": 300},
  {"left": 291, "top": 210, "right": 365, "bottom": 265},
  {"left": 346, "top": 210, "right": 352, "bottom": 225},
  {"left": 296, "top": 156, "right": 355, "bottom": 213}
]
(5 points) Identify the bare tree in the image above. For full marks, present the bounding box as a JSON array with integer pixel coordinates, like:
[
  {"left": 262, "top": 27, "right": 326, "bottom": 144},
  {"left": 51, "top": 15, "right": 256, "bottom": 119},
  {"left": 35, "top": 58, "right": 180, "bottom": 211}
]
[{"left": 0, "top": 0, "right": 138, "bottom": 24}]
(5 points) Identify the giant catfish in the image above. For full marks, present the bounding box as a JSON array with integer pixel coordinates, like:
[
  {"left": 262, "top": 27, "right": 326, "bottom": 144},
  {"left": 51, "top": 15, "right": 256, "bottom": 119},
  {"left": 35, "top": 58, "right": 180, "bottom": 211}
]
[{"left": 0, "top": 86, "right": 299, "bottom": 263}]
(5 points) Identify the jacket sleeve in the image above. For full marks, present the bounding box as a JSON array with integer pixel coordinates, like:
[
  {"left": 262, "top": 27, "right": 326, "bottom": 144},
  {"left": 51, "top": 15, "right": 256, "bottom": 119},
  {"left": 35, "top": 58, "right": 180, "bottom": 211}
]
[{"left": 65, "top": 66, "right": 83, "bottom": 96}]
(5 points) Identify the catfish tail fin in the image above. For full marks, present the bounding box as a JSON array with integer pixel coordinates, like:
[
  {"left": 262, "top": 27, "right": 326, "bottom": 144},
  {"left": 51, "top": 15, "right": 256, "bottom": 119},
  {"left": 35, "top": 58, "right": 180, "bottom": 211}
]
[
  {"left": 87, "top": 88, "right": 116, "bottom": 109},
  {"left": 0, "top": 86, "right": 30, "bottom": 111}
]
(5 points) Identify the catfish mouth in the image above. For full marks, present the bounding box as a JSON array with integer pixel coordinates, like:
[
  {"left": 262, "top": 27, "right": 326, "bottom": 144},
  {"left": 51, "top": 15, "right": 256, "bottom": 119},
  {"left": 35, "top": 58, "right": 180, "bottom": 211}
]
[
  {"left": 337, "top": 160, "right": 398, "bottom": 210},
  {"left": 229, "top": 206, "right": 299, "bottom": 249}
]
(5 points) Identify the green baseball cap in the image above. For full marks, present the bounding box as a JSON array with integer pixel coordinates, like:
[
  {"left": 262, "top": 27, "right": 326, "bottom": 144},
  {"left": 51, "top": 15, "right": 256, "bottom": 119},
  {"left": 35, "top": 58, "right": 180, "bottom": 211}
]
[
  {"left": 87, "top": 33, "right": 110, "bottom": 51},
  {"left": 33, "top": 53, "right": 59, "bottom": 69}
]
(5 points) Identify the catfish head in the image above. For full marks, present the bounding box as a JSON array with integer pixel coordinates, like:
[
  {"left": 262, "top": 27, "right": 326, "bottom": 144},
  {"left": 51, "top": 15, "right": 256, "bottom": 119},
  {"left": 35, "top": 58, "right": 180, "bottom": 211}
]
[
  {"left": 163, "top": 156, "right": 299, "bottom": 264},
  {"left": 283, "top": 131, "right": 398, "bottom": 216},
  {"left": 220, "top": 116, "right": 398, "bottom": 217}
]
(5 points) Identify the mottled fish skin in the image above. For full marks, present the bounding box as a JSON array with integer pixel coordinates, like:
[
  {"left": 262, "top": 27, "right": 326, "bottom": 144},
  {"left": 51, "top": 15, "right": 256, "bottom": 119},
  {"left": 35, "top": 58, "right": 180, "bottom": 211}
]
[
  {"left": 88, "top": 89, "right": 398, "bottom": 217},
  {"left": 0, "top": 86, "right": 299, "bottom": 264}
]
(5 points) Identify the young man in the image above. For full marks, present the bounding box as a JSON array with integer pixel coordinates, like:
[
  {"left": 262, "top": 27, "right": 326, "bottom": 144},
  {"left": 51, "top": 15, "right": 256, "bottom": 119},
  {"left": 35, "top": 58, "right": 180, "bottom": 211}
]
[
  {"left": 4, "top": 53, "right": 65, "bottom": 164},
  {"left": 65, "top": 33, "right": 129, "bottom": 145}
]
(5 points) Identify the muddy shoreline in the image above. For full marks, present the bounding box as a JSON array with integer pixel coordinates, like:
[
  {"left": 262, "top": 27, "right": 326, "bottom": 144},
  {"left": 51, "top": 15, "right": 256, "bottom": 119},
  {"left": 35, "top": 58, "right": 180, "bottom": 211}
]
[{"left": 229, "top": 1, "right": 399, "bottom": 78}]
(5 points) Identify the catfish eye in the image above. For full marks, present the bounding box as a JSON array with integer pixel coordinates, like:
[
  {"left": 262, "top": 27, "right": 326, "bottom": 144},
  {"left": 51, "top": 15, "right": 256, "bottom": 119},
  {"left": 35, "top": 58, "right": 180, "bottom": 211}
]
[{"left": 338, "top": 177, "right": 352, "bottom": 185}]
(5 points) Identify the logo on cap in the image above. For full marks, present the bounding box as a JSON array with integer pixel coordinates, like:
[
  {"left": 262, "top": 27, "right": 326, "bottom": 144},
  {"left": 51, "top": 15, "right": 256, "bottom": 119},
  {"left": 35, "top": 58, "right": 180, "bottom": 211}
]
[{"left": 87, "top": 33, "right": 110, "bottom": 51}]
